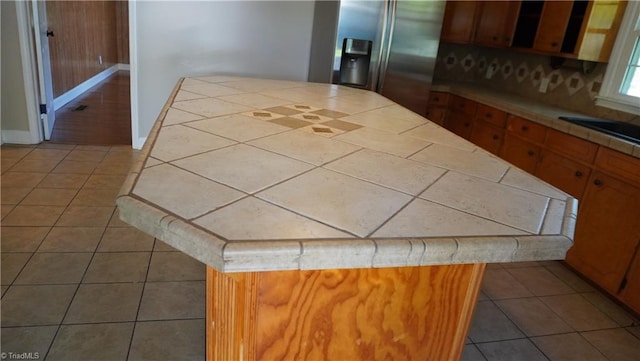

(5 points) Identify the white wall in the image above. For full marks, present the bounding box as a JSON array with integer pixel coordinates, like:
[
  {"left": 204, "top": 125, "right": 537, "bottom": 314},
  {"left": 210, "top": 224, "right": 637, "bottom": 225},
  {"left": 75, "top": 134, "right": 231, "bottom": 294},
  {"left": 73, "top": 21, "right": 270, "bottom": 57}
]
[{"left": 133, "top": 1, "right": 316, "bottom": 146}]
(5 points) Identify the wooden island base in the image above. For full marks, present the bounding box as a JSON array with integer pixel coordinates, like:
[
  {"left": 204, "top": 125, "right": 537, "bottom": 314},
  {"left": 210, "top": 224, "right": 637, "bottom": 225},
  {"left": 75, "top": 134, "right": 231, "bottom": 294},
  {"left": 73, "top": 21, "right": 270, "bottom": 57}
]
[{"left": 206, "top": 263, "right": 486, "bottom": 361}]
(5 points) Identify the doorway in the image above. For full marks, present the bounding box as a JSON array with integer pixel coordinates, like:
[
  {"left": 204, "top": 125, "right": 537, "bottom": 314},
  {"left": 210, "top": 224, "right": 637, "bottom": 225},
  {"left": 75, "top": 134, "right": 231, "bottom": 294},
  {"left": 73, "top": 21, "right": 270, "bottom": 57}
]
[{"left": 37, "top": 0, "right": 132, "bottom": 146}]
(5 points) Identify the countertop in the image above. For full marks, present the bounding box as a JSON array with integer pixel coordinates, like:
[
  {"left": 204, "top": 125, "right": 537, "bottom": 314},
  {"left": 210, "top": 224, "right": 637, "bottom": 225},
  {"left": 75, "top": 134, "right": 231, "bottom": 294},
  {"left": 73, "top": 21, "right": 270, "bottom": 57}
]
[
  {"left": 431, "top": 82, "right": 640, "bottom": 159},
  {"left": 117, "top": 76, "right": 576, "bottom": 272}
]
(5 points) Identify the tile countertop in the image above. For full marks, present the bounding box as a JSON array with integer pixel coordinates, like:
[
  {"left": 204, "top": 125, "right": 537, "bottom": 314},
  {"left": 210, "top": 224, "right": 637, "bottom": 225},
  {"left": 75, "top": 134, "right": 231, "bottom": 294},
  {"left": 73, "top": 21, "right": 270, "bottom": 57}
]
[
  {"left": 117, "top": 76, "right": 577, "bottom": 273},
  {"left": 431, "top": 82, "right": 640, "bottom": 159}
]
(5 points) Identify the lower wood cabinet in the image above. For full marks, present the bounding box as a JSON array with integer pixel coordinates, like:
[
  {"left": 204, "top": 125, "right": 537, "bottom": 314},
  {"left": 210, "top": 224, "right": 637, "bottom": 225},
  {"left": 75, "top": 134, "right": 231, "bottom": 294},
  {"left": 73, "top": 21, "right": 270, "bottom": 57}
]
[
  {"left": 499, "top": 134, "right": 540, "bottom": 174},
  {"left": 534, "top": 149, "right": 591, "bottom": 200},
  {"left": 469, "top": 120, "right": 504, "bottom": 155},
  {"left": 446, "top": 112, "right": 474, "bottom": 139},
  {"left": 565, "top": 171, "right": 640, "bottom": 299}
]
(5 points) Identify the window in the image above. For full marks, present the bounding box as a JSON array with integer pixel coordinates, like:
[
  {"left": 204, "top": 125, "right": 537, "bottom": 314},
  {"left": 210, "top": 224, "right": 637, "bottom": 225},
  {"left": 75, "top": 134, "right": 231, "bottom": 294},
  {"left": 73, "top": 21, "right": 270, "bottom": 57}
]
[{"left": 597, "top": 1, "right": 640, "bottom": 115}]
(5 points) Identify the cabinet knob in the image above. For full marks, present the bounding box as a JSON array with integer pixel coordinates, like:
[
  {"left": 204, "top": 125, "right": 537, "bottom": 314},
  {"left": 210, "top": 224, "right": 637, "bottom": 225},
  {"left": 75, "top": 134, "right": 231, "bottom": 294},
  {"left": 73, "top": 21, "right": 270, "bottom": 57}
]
[
  {"left": 521, "top": 126, "right": 529, "bottom": 132},
  {"left": 527, "top": 150, "right": 535, "bottom": 156},
  {"left": 594, "top": 179, "right": 603, "bottom": 186},
  {"left": 551, "top": 42, "right": 559, "bottom": 47},
  {"left": 492, "top": 135, "right": 499, "bottom": 140},
  {"left": 434, "top": 97, "right": 439, "bottom": 101},
  {"left": 485, "top": 113, "right": 492, "bottom": 118},
  {"left": 464, "top": 122, "right": 471, "bottom": 127},
  {"left": 575, "top": 171, "right": 583, "bottom": 178},
  {"left": 492, "top": 36, "right": 498, "bottom": 41}
]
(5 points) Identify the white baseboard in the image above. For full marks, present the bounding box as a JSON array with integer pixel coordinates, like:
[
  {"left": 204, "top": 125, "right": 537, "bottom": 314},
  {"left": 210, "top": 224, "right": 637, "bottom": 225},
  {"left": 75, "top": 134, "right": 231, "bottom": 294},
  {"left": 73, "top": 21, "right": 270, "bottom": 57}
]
[
  {"left": 53, "top": 63, "right": 128, "bottom": 111},
  {"left": 1, "top": 129, "right": 38, "bottom": 144},
  {"left": 132, "top": 136, "right": 147, "bottom": 150}
]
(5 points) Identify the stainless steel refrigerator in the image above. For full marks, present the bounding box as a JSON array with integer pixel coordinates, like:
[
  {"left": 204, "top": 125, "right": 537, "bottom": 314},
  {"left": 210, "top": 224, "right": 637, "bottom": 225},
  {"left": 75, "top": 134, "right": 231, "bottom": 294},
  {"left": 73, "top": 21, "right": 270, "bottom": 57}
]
[{"left": 308, "top": 0, "right": 446, "bottom": 117}]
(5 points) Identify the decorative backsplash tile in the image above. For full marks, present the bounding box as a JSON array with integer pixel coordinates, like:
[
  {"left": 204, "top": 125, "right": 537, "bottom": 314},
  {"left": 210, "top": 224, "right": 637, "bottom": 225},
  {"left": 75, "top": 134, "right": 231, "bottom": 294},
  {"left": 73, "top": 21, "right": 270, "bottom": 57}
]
[{"left": 434, "top": 43, "right": 640, "bottom": 124}]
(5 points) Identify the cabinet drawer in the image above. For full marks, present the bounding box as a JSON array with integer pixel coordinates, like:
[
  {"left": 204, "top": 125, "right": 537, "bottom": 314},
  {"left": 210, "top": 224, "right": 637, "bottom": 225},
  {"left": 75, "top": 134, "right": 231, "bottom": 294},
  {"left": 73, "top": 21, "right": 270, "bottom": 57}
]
[
  {"left": 475, "top": 104, "right": 508, "bottom": 128},
  {"left": 428, "top": 92, "right": 450, "bottom": 106},
  {"left": 535, "top": 149, "right": 591, "bottom": 200},
  {"left": 470, "top": 120, "right": 504, "bottom": 155},
  {"left": 506, "top": 115, "right": 547, "bottom": 143},
  {"left": 450, "top": 96, "right": 477, "bottom": 116},
  {"left": 500, "top": 133, "right": 541, "bottom": 173},
  {"left": 595, "top": 147, "right": 640, "bottom": 185},
  {"left": 545, "top": 129, "right": 598, "bottom": 164},
  {"left": 446, "top": 111, "right": 473, "bottom": 139},
  {"left": 426, "top": 106, "right": 448, "bottom": 126}
]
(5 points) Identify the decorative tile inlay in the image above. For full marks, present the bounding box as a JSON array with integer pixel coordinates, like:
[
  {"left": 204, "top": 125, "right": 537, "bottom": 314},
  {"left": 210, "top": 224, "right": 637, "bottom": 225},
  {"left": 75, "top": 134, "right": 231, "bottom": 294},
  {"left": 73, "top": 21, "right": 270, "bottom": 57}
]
[
  {"left": 268, "top": 116, "right": 313, "bottom": 129},
  {"left": 587, "top": 74, "right": 604, "bottom": 100},
  {"left": 312, "top": 109, "right": 349, "bottom": 119},
  {"left": 462, "top": 54, "right": 476, "bottom": 72},
  {"left": 321, "top": 119, "right": 363, "bottom": 132},
  {"left": 565, "top": 72, "right": 585, "bottom": 96},
  {"left": 262, "top": 106, "right": 302, "bottom": 116},
  {"left": 501, "top": 60, "right": 514, "bottom": 80},
  {"left": 488, "top": 58, "right": 500, "bottom": 77},
  {"left": 299, "top": 125, "right": 344, "bottom": 138},
  {"left": 445, "top": 52, "right": 458, "bottom": 70},
  {"left": 516, "top": 62, "right": 530, "bottom": 83},
  {"left": 548, "top": 70, "right": 564, "bottom": 91},
  {"left": 477, "top": 56, "right": 488, "bottom": 73},
  {"left": 531, "top": 65, "right": 546, "bottom": 87}
]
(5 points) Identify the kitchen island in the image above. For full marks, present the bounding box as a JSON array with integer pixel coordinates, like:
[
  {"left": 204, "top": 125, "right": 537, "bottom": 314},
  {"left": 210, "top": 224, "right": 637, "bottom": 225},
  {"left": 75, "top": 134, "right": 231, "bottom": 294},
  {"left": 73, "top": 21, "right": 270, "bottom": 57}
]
[{"left": 117, "top": 76, "right": 577, "bottom": 361}]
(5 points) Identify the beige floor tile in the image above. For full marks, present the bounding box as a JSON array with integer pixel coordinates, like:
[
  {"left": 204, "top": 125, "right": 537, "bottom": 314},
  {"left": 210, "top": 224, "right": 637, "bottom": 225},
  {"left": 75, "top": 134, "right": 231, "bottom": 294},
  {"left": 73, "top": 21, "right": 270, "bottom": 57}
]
[
  {"left": 83, "top": 174, "right": 127, "bottom": 189},
  {"left": 133, "top": 164, "right": 243, "bottom": 219},
  {"left": 496, "top": 297, "right": 572, "bottom": 336},
  {"left": 55, "top": 206, "right": 114, "bottom": 227},
  {"left": 342, "top": 105, "right": 426, "bottom": 134},
  {"left": 74, "top": 145, "right": 112, "bottom": 152},
  {"left": 10, "top": 159, "right": 60, "bottom": 173},
  {"left": 14, "top": 253, "right": 92, "bottom": 285},
  {"left": 162, "top": 107, "right": 205, "bottom": 126},
  {"left": 403, "top": 123, "right": 476, "bottom": 151},
  {"left": 23, "top": 148, "right": 70, "bottom": 161},
  {"left": 128, "top": 319, "right": 205, "bottom": 361},
  {"left": 83, "top": 252, "right": 150, "bottom": 283},
  {"left": 38, "top": 227, "right": 104, "bottom": 252},
  {"left": 153, "top": 239, "right": 178, "bottom": 252},
  {"left": 1, "top": 146, "right": 34, "bottom": 160},
  {"left": 1, "top": 158, "right": 19, "bottom": 173},
  {"left": 147, "top": 252, "right": 205, "bottom": 281},
  {"left": 248, "top": 129, "right": 361, "bottom": 166},
  {"left": 3, "top": 205, "right": 65, "bottom": 226},
  {"left": 627, "top": 326, "right": 640, "bottom": 338},
  {"left": 325, "top": 149, "right": 446, "bottom": 195},
  {"left": 531, "top": 333, "right": 608, "bottom": 361},
  {"left": 0, "top": 284, "right": 77, "bottom": 326},
  {"left": 482, "top": 268, "right": 534, "bottom": 300},
  {"left": 543, "top": 262, "right": 595, "bottom": 293},
  {"left": 476, "top": 339, "right": 548, "bottom": 361},
  {"left": 172, "top": 97, "right": 252, "bottom": 118},
  {"left": 0, "top": 172, "right": 47, "bottom": 188},
  {"left": 182, "top": 82, "right": 244, "bottom": 97},
  {"left": 137, "top": 281, "right": 205, "bottom": 320},
  {"left": 0, "top": 326, "right": 58, "bottom": 358},
  {"left": 64, "top": 283, "right": 143, "bottom": 323},
  {"left": 218, "top": 92, "right": 290, "bottom": 108},
  {"left": 97, "top": 227, "right": 155, "bottom": 252},
  {"left": 581, "top": 328, "right": 640, "bottom": 361},
  {"left": 150, "top": 125, "right": 236, "bottom": 162},
  {"left": 51, "top": 160, "right": 98, "bottom": 174},
  {"left": 64, "top": 149, "right": 107, "bottom": 162},
  {"left": 36, "top": 173, "right": 89, "bottom": 189},
  {"left": 20, "top": 188, "right": 78, "bottom": 206},
  {"left": 46, "top": 323, "right": 134, "bottom": 361},
  {"left": 1, "top": 203, "right": 15, "bottom": 219},
  {"left": 0, "top": 226, "right": 50, "bottom": 252},
  {"left": 506, "top": 266, "right": 574, "bottom": 296},
  {"left": 540, "top": 294, "right": 619, "bottom": 331},
  {"left": 1, "top": 187, "right": 32, "bottom": 204},
  {"left": 93, "top": 160, "right": 135, "bottom": 175},
  {"left": 467, "top": 301, "right": 524, "bottom": 343},
  {"left": 37, "top": 143, "right": 76, "bottom": 150},
  {"left": 1, "top": 253, "right": 32, "bottom": 285},
  {"left": 582, "top": 291, "right": 640, "bottom": 327},
  {"left": 257, "top": 168, "right": 411, "bottom": 237},
  {"left": 174, "top": 143, "right": 314, "bottom": 193},
  {"left": 462, "top": 344, "right": 487, "bottom": 361},
  {"left": 107, "top": 208, "right": 130, "bottom": 227},
  {"left": 70, "top": 187, "right": 119, "bottom": 207}
]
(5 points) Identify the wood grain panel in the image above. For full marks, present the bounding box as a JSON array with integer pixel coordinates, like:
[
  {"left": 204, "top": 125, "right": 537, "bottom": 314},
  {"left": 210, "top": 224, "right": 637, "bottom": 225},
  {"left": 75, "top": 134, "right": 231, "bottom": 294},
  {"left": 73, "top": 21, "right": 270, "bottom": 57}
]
[
  {"left": 46, "top": 1, "right": 119, "bottom": 97},
  {"left": 207, "top": 264, "right": 485, "bottom": 361},
  {"left": 115, "top": 0, "right": 129, "bottom": 64}
]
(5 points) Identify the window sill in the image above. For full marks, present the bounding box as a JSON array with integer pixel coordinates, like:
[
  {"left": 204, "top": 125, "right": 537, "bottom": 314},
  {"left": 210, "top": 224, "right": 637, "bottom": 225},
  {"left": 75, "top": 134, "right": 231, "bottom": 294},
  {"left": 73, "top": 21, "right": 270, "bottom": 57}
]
[{"left": 595, "top": 96, "right": 640, "bottom": 116}]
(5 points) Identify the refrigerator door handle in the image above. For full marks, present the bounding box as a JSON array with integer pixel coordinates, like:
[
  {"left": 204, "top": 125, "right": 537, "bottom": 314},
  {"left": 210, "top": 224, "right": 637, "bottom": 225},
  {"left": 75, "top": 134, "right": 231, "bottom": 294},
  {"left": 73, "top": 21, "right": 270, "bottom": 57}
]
[{"left": 376, "top": 0, "right": 397, "bottom": 93}]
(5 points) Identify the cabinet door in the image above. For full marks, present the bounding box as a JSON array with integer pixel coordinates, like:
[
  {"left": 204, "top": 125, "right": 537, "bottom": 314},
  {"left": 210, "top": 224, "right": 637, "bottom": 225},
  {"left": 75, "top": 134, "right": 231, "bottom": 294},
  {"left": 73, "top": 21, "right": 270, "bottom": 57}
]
[
  {"left": 426, "top": 106, "right": 447, "bottom": 126},
  {"left": 619, "top": 248, "right": 640, "bottom": 314},
  {"left": 450, "top": 96, "right": 477, "bottom": 117},
  {"left": 475, "top": 1, "right": 521, "bottom": 47},
  {"left": 441, "top": 1, "right": 479, "bottom": 43},
  {"left": 506, "top": 115, "right": 547, "bottom": 143},
  {"left": 566, "top": 172, "right": 640, "bottom": 295},
  {"left": 446, "top": 112, "right": 473, "bottom": 139},
  {"left": 500, "top": 134, "right": 540, "bottom": 173},
  {"left": 576, "top": 0, "right": 627, "bottom": 62},
  {"left": 470, "top": 120, "right": 504, "bottom": 155},
  {"left": 534, "top": 149, "right": 591, "bottom": 200},
  {"left": 533, "top": 1, "right": 574, "bottom": 52}
]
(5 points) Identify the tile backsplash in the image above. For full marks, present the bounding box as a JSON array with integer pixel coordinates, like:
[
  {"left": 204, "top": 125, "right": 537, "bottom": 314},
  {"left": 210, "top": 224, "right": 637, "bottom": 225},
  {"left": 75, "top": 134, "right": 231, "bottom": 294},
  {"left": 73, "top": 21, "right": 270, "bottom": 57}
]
[{"left": 433, "top": 43, "right": 640, "bottom": 126}]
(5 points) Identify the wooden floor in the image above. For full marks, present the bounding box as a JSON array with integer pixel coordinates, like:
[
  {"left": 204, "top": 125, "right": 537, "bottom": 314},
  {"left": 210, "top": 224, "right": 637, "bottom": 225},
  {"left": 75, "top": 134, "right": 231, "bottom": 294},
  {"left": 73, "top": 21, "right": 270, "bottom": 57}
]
[{"left": 50, "top": 71, "right": 131, "bottom": 145}]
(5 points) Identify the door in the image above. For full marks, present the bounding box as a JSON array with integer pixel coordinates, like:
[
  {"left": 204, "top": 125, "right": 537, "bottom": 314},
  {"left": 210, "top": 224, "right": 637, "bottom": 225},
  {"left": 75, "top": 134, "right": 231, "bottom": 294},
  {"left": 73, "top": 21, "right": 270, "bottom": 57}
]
[{"left": 32, "top": 0, "right": 55, "bottom": 140}]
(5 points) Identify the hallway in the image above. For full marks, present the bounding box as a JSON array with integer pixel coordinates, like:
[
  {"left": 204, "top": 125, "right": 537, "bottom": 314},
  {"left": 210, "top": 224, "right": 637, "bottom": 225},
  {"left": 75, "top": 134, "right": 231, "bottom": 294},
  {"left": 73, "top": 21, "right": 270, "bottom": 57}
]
[{"left": 50, "top": 71, "right": 131, "bottom": 146}]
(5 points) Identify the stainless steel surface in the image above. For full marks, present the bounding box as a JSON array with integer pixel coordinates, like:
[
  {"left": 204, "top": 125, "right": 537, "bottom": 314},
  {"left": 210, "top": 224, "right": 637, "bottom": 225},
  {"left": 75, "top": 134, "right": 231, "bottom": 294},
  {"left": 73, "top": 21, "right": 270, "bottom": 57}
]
[{"left": 332, "top": 0, "right": 445, "bottom": 116}]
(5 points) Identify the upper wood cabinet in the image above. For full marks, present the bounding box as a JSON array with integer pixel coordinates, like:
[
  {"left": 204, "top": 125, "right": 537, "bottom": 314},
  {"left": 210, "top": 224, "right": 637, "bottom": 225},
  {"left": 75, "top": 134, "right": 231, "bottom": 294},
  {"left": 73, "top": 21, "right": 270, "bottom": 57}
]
[
  {"left": 576, "top": 0, "right": 628, "bottom": 62},
  {"left": 474, "top": 1, "right": 522, "bottom": 47},
  {"left": 533, "top": 1, "right": 575, "bottom": 53},
  {"left": 441, "top": 1, "right": 479, "bottom": 44}
]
